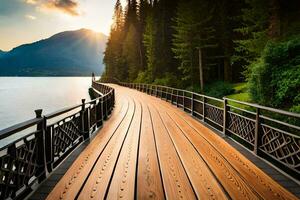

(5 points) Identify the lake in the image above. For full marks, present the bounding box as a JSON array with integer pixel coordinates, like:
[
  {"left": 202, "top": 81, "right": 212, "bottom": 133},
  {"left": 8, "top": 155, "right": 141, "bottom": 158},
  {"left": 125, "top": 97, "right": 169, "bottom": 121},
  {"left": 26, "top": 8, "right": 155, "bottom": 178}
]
[{"left": 0, "top": 77, "right": 92, "bottom": 131}]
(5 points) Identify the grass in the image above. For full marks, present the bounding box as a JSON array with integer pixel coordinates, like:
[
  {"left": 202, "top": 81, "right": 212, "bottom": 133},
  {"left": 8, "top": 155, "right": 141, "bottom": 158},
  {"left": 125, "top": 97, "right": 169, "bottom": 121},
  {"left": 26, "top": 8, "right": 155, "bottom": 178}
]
[{"left": 225, "top": 83, "right": 254, "bottom": 111}]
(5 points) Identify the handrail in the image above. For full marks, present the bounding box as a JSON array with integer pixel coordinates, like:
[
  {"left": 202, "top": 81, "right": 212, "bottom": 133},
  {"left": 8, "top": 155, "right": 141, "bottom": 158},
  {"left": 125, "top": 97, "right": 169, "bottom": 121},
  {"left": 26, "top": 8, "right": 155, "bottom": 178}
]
[
  {"left": 0, "top": 117, "right": 42, "bottom": 140},
  {"left": 223, "top": 97, "right": 300, "bottom": 118},
  {"left": 112, "top": 79, "right": 300, "bottom": 180},
  {"left": 0, "top": 78, "right": 115, "bottom": 200}
]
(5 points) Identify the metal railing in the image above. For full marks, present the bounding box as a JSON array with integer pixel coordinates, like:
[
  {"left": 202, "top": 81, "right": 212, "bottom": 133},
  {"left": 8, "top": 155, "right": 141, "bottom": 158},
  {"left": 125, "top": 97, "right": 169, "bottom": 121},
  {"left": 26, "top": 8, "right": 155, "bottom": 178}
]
[
  {"left": 0, "top": 80, "right": 114, "bottom": 200},
  {"left": 117, "top": 82, "right": 300, "bottom": 179}
]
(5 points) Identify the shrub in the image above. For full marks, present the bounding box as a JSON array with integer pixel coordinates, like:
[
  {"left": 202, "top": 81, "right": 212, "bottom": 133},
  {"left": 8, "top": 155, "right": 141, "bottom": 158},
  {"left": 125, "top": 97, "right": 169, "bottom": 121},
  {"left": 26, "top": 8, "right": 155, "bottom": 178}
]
[
  {"left": 204, "top": 81, "right": 234, "bottom": 99},
  {"left": 153, "top": 73, "right": 179, "bottom": 87},
  {"left": 135, "top": 71, "right": 151, "bottom": 83},
  {"left": 248, "top": 35, "right": 300, "bottom": 109}
]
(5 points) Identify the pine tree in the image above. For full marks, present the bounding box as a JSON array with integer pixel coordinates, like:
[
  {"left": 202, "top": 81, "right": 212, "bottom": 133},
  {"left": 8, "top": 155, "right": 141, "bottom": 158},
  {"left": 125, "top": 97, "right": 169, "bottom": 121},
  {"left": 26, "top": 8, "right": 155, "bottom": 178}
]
[
  {"left": 122, "top": 0, "right": 142, "bottom": 81},
  {"left": 103, "top": 0, "right": 126, "bottom": 80},
  {"left": 234, "top": 0, "right": 269, "bottom": 69},
  {"left": 172, "top": 0, "right": 215, "bottom": 88}
]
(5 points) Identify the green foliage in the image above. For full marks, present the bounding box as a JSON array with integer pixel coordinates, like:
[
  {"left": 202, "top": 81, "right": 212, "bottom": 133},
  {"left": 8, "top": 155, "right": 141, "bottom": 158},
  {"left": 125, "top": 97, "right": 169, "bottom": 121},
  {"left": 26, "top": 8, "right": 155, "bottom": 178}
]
[
  {"left": 227, "top": 92, "right": 251, "bottom": 102},
  {"left": 103, "top": 0, "right": 300, "bottom": 113},
  {"left": 233, "top": 0, "right": 269, "bottom": 67},
  {"left": 143, "top": 12, "right": 158, "bottom": 82},
  {"left": 123, "top": 24, "right": 141, "bottom": 81},
  {"left": 290, "top": 105, "right": 300, "bottom": 114},
  {"left": 172, "top": 0, "right": 214, "bottom": 85},
  {"left": 153, "top": 73, "right": 179, "bottom": 87},
  {"left": 135, "top": 71, "right": 151, "bottom": 83},
  {"left": 249, "top": 36, "right": 300, "bottom": 108},
  {"left": 204, "top": 81, "right": 235, "bottom": 98}
]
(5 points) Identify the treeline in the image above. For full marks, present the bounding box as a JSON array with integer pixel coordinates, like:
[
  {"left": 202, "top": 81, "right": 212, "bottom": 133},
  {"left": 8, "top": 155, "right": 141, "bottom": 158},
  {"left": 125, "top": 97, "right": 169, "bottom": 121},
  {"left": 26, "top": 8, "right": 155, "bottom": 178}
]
[{"left": 102, "top": 0, "right": 300, "bottom": 111}]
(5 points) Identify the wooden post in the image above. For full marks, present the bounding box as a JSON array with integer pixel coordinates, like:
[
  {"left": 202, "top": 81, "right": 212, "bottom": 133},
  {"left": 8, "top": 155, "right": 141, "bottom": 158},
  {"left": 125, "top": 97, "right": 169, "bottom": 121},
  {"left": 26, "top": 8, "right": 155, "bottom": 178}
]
[
  {"left": 171, "top": 89, "right": 174, "bottom": 104},
  {"left": 254, "top": 108, "right": 261, "bottom": 155},
  {"left": 96, "top": 99, "right": 102, "bottom": 127},
  {"left": 81, "top": 99, "right": 89, "bottom": 140},
  {"left": 176, "top": 90, "right": 179, "bottom": 107},
  {"left": 183, "top": 91, "right": 185, "bottom": 110},
  {"left": 202, "top": 96, "right": 206, "bottom": 121},
  {"left": 223, "top": 99, "right": 227, "bottom": 137},
  {"left": 199, "top": 48, "right": 204, "bottom": 92},
  {"left": 35, "top": 109, "right": 47, "bottom": 181},
  {"left": 191, "top": 93, "right": 194, "bottom": 116}
]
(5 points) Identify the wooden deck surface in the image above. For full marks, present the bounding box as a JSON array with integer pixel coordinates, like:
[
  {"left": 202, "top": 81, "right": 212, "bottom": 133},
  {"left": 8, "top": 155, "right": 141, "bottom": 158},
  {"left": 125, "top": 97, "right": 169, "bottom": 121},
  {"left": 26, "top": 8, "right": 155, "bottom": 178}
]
[{"left": 45, "top": 84, "right": 298, "bottom": 200}]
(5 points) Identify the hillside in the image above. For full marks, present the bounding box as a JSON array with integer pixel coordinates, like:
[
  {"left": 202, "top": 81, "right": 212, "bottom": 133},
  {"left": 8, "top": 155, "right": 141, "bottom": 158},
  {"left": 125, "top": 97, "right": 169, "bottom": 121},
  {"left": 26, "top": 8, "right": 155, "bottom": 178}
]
[
  {"left": 0, "top": 29, "right": 107, "bottom": 76},
  {"left": 0, "top": 50, "right": 6, "bottom": 58}
]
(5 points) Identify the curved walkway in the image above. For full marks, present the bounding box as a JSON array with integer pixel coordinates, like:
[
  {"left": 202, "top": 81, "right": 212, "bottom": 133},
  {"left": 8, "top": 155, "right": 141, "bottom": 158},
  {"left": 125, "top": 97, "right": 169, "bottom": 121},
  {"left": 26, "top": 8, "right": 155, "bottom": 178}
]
[{"left": 45, "top": 84, "right": 298, "bottom": 200}]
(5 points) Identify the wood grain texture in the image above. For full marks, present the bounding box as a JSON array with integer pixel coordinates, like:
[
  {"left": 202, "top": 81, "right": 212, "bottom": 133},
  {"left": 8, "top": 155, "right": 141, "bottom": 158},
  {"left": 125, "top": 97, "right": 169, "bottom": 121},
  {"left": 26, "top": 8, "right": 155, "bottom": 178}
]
[
  {"left": 136, "top": 101, "right": 165, "bottom": 200},
  {"left": 155, "top": 105, "right": 228, "bottom": 199},
  {"left": 106, "top": 100, "right": 142, "bottom": 199},
  {"left": 77, "top": 97, "right": 136, "bottom": 200},
  {"left": 46, "top": 94, "right": 129, "bottom": 200},
  {"left": 148, "top": 104, "right": 196, "bottom": 200},
  {"left": 45, "top": 84, "right": 298, "bottom": 200},
  {"left": 144, "top": 90, "right": 298, "bottom": 200}
]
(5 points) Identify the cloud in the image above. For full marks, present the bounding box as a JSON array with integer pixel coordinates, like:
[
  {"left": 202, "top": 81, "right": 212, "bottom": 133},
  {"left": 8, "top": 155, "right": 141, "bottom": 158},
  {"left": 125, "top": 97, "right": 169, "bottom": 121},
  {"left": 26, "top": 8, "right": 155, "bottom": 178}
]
[
  {"left": 25, "top": 0, "right": 38, "bottom": 5},
  {"left": 25, "top": 14, "right": 37, "bottom": 20},
  {"left": 42, "top": 0, "right": 80, "bottom": 16},
  {"left": 24, "top": 0, "right": 81, "bottom": 16}
]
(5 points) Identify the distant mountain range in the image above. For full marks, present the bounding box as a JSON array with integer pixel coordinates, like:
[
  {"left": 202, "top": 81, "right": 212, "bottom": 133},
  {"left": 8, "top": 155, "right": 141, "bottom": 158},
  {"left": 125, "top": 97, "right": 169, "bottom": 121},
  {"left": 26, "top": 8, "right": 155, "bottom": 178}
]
[{"left": 0, "top": 29, "right": 108, "bottom": 76}]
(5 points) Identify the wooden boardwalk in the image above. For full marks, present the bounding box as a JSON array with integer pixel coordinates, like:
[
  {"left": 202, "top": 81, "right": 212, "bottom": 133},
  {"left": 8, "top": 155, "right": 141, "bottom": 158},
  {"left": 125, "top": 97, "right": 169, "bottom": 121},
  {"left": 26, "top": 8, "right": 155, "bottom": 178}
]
[{"left": 40, "top": 84, "right": 298, "bottom": 199}]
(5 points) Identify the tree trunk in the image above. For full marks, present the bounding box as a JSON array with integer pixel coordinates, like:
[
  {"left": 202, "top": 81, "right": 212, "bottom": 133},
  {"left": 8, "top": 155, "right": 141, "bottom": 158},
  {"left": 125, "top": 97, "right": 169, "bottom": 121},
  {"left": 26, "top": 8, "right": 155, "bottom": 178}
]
[
  {"left": 223, "top": 58, "right": 232, "bottom": 82},
  {"left": 268, "top": 0, "right": 281, "bottom": 38}
]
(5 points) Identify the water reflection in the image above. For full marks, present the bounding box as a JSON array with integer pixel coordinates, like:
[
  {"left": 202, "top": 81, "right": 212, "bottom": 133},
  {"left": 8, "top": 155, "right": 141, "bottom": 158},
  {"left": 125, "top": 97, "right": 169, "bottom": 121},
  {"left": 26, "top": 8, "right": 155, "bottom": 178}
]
[{"left": 0, "top": 77, "right": 91, "bottom": 130}]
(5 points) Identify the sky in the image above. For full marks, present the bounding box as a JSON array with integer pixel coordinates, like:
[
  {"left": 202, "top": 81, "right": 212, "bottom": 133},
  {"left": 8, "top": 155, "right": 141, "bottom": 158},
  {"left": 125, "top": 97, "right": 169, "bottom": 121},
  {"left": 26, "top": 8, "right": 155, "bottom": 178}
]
[{"left": 0, "top": 0, "right": 126, "bottom": 51}]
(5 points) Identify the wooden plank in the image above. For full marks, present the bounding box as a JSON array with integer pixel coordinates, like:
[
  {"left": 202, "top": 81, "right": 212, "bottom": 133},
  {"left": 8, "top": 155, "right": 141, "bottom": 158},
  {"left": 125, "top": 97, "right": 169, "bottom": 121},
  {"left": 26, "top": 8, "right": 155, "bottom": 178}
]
[
  {"left": 45, "top": 85, "right": 299, "bottom": 200},
  {"left": 158, "top": 103, "right": 260, "bottom": 199},
  {"left": 136, "top": 101, "right": 165, "bottom": 200},
  {"left": 106, "top": 100, "right": 142, "bottom": 199},
  {"left": 152, "top": 95, "right": 298, "bottom": 200},
  {"left": 46, "top": 95, "right": 130, "bottom": 200},
  {"left": 155, "top": 105, "right": 228, "bottom": 199},
  {"left": 173, "top": 109, "right": 298, "bottom": 200},
  {"left": 141, "top": 93, "right": 258, "bottom": 199},
  {"left": 77, "top": 95, "right": 136, "bottom": 199},
  {"left": 148, "top": 104, "right": 196, "bottom": 200}
]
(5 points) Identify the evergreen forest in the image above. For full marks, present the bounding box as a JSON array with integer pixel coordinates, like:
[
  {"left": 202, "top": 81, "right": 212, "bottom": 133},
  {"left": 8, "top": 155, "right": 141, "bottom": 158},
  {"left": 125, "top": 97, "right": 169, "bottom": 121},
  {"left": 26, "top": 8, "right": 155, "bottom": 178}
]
[{"left": 102, "top": 0, "right": 300, "bottom": 113}]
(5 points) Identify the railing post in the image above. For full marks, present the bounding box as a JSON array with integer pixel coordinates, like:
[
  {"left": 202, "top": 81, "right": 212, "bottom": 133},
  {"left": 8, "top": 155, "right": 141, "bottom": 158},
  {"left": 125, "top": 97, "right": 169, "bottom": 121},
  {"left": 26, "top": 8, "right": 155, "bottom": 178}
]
[
  {"left": 254, "top": 108, "right": 261, "bottom": 155},
  {"left": 202, "top": 96, "right": 206, "bottom": 121},
  {"left": 183, "top": 91, "right": 185, "bottom": 110},
  {"left": 191, "top": 93, "right": 194, "bottom": 116},
  {"left": 166, "top": 88, "right": 168, "bottom": 102},
  {"left": 96, "top": 99, "right": 103, "bottom": 127},
  {"left": 223, "top": 99, "right": 227, "bottom": 137},
  {"left": 81, "top": 99, "right": 89, "bottom": 140},
  {"left": 35, "top": 109, "right": 47, "bottom": 181},
  {"left": 176, "top": 90, "right": 179, "bottom": 107},
  {"left": 171, "top": 89, "right": 174, "bottom": 104}
]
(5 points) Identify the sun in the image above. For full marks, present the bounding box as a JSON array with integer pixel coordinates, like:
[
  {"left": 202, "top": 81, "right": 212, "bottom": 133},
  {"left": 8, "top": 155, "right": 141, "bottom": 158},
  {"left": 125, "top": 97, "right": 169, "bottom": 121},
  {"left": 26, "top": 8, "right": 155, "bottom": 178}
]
[{"left": 88, "top": 19, "right": 113, "bottom": 35}]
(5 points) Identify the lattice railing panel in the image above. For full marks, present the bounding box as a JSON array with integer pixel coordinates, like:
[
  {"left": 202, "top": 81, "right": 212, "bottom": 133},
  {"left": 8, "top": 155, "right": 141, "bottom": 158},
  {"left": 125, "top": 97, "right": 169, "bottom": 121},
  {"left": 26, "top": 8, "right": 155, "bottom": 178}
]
[
  {"left": 260, "top": 125, "right": 300, "bottom": 172},
  {"left": 0, "top": 134, "right": 40, "bottom": 199},
  {"left": 205, "top": 105, "right": 223, "bottom": 126},
  {"left": 52, "top": 114, "right": 82, "bottom": 160},
  {"left": 227, "top": 112, "right": 255, "bottom": 145}
]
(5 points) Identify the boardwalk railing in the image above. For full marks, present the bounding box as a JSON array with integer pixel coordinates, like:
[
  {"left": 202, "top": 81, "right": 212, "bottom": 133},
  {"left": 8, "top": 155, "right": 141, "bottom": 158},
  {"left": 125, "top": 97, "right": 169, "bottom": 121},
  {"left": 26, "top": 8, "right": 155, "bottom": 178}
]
[
  {"left": 0, "top": 81, "right": 114, "bottom": 200},
  {"left": 116, "top": 81, "right": 300, "bottom": 179}
]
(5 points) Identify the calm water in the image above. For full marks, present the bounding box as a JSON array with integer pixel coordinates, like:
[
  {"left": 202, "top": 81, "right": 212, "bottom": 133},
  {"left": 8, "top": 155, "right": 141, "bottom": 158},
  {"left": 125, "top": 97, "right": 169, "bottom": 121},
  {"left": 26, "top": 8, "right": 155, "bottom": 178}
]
[{"left": 0, "top": 77, "right": 92, "bottom": 130}]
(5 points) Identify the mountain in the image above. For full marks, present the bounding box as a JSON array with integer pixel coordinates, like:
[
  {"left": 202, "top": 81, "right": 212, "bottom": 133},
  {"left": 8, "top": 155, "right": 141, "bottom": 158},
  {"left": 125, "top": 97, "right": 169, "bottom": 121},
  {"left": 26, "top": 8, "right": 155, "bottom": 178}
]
[
  {"left": 0, "top": 29, "right": 108, "bottom": 76},
  {"left": 0, "top": 50, "right": 6, "bottom": 58}
]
